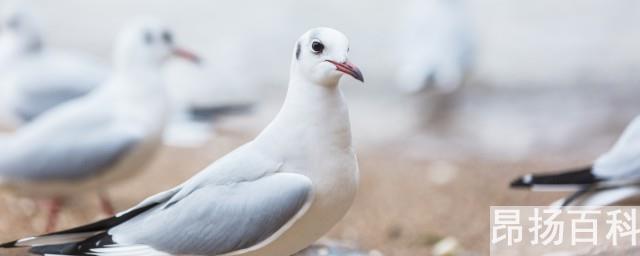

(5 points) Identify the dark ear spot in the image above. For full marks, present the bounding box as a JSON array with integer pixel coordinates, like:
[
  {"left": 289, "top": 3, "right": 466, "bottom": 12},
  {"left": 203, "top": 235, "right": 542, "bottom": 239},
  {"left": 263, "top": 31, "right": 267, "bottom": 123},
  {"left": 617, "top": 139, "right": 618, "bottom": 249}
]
[
  {"left": 295, "top": 42, "right": 301, "bottom": 60},
  {"left": 162, "top": 31, "right": 173, "bottom": 45}
]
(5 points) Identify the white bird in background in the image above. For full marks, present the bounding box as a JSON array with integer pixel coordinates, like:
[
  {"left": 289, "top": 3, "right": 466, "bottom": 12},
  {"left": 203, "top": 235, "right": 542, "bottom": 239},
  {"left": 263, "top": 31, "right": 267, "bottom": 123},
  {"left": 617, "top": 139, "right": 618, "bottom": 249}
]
[
  {"left": 0, "top": 1, "right": 108, "bottom": 128},
  {"left": 511, "top": 116, "right": 640, "bottom": 207},
  {"left": 0, "top": 18, "right": 200, "bottom": 232},
  {"left": 0, "top": 27, "right": 364, "bottom": 256},
  {"left": 395, "top": 0, "right": 474, "bottom": 94}
]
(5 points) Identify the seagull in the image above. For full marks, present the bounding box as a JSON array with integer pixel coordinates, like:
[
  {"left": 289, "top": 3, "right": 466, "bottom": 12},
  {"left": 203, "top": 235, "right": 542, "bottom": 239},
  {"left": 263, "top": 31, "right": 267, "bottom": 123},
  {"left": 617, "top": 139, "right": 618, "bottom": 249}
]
[
  {"left": 511, "top": 116, "right": 640, "bottom": 207},
  {"left": 0, "top": 27, "right": 364, "bottom": 256},
  {"left": 0, "top": 18, "right": 199, "bottom": 232},
  {"left": 395, "top": 0, "right": 474, "bottom": 94},
  {"left": 0, "top": 1, "right": 108, "bottom": 128}
]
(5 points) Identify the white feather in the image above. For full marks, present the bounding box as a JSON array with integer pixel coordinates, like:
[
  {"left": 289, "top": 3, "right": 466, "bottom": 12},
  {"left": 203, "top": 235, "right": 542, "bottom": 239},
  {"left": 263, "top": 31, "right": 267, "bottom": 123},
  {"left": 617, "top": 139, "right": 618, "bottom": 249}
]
[
  {"left": 15, "top": 232, "right": 101, "bottom": 247},
  {"left": 88, "top": 244, "right": 170, "bottom": 256}
]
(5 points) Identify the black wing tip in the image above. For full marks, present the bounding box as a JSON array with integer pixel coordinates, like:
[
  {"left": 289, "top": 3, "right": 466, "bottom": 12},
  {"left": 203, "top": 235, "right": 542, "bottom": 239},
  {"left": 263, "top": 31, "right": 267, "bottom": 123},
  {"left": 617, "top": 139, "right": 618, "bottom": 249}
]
[
  {"left": 509, "top": 166, "right": 598, "bottom": 188},
  {"left": 0, "top": 240, "right": 18, "bottom": 248},
  {"left": 29, "top": 232, "right": 114, "bottom": 256},
  {"left": 2, "top": 202, "right": 160, "bottom": 254},
  {"left": 510, "top": 175, "right": 533, "bottom": 188}
]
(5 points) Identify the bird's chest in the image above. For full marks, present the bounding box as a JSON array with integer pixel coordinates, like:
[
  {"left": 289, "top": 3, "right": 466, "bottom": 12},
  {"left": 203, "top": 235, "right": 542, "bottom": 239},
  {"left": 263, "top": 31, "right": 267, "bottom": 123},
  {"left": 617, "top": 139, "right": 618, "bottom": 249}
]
[
  {"left": 282, "top": 140, "right": 359, "bottom": 211},
  {"left": 277, "top": 114, "right": 358, "bottom": 202},
  {"left": 266, "top": 147, "right": 358, "bottom": 255}
]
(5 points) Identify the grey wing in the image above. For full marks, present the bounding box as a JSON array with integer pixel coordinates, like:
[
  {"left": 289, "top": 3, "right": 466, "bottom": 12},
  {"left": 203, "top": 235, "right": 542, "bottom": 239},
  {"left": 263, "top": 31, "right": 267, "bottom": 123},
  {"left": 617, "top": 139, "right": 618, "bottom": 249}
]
[
  {"left": 10, "top": 52, "right": 107, "bottom": 121},
  {"left": 108, "top": 172, "right": 313, "bottom": 256},
  {"left": 13, "top": 86, "right": 91, "bottom": 122},
  {"left": 0, "top": 117, "right": 143, "bottom": 182}
]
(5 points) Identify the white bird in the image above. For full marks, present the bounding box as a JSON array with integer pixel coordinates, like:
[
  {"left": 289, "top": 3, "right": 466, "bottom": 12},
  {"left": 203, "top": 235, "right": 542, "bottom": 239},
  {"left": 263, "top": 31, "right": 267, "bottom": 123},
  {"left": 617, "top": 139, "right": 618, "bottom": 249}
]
[
  {"left": 511, "top": 116, "right": 640, "bottom": 206},
  {"left": 395, "top": 0, "right": 474, "bottom": 94},
  {"left": 0, "top": 1, "right": 108, "bottom": 128},
  {"left": 0, "top": 27, "right": 364, "bottom": 256},
  {"left": 0, "top": 18, "right": 199, "bottom": 232}
]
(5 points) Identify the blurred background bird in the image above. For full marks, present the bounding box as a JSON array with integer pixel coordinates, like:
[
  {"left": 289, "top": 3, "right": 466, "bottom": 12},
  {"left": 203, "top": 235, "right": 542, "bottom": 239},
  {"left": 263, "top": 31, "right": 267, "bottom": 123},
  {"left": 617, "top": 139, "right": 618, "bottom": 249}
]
[
  {"left": 0, "top": 1, "right": 254, "bottom": 147},
  {"left": 392, "top": 0, "right": 475, "bottom": 136},
  {"left": 0, "top": 17, "right": 199, "bottom": 232},
  {"left": 0, "top": 1, "right": 107, "bottom": 129},
  {"left": 395, "top": 0, "right": 474, "bottom": 94},
  {"left": 511, "top": 115, "right": 640, "bottom": 207}
]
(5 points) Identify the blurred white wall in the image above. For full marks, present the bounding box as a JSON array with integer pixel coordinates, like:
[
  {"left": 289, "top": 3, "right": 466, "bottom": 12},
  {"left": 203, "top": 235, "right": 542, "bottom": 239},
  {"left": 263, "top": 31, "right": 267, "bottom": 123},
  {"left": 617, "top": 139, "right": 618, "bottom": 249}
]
[
  {"left": 469, "top": 0, "right": 640, "bottom": 87},
  {"left": 4, "top": 0, "right": 639, "bottom": 90}
]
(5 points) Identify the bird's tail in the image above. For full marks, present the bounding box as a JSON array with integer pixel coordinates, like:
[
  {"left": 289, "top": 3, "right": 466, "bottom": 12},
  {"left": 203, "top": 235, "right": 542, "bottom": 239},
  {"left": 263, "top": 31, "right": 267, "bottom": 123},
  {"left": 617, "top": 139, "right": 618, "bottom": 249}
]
[
  {"left": 1, "top": 202, "right": 159, "bottom": 255},
  {"left": 28, "top": 232, "right": 114, "bottom": 256},
  {"left": 0, "top": 231, "right": 104, "bottom": 255},
  {"left": 510, "top": 166, "right": 601, "bottom": 191}
]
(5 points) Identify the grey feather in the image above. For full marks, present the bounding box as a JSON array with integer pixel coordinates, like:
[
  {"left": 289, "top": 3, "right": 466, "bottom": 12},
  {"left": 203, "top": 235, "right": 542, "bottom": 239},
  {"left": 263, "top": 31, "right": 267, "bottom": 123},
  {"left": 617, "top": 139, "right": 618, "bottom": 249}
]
[
  {"left": 0, "top": 96, "right": 142, "bottom": 181},
  {"left": 117, "top": 185, "right": 183, "bottom": 217},
  {"left": 5, "top": 49, "right": 108, "bottom": 122},
  {"left": 110, "top": 172, "right": 312, "bottom": 255},
  {"left": 13, "top": 86, "right": 89, "bottom": 121}
]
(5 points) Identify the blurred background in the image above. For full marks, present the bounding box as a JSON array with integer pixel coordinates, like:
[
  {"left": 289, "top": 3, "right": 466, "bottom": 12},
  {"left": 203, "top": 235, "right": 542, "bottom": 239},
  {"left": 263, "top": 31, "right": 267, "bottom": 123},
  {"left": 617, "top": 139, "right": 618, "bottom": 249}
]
[{"left": 0, "top": 0, "right": 639, "bottom": 255}]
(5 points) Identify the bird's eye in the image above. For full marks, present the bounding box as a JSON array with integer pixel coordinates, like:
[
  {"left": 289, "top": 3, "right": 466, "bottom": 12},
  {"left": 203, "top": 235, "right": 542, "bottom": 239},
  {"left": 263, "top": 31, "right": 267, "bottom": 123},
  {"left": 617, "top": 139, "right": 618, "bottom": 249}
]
[
  {"left": 311, "top": 40, "right": 324, "bottom": 54},
  {"left": 144, "top": 31, "right": 153, "bottom": 44},
  {"left": 162, "top": 31, "right": 173, "bottom": 44}
]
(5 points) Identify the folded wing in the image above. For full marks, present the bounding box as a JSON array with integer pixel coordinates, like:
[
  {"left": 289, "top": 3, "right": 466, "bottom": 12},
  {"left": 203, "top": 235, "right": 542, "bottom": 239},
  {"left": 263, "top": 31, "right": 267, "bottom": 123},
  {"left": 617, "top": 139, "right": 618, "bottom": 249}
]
[{"left": 109, "top": 172, "right": 313, "bottom": 256}]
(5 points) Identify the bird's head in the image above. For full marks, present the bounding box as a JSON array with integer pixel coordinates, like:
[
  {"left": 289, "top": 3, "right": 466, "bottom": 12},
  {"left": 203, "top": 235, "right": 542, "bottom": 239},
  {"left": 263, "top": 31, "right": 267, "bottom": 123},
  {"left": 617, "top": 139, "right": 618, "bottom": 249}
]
[
  {"left": 292, "top": 27, "right": 364, "bottom": 86},
  {"left": 114, "top": 18, "right": 199, "bottom": 71}
]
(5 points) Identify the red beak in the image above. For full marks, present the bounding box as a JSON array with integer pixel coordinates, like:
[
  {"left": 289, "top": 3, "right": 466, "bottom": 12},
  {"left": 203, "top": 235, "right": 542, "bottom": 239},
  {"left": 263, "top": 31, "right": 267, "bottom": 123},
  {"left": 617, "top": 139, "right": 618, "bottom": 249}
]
[
  {"left": 326, "top": 60, "right": 364, "bottom": 82},
  {"left": 172, "top": 48, "right": 201, "bottom": 64}
]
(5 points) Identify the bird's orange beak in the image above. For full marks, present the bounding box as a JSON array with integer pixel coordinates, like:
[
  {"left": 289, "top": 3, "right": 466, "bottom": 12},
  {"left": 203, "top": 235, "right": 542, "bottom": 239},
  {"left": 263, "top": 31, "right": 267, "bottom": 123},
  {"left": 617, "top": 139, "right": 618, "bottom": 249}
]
[
  {"left": 326, "top": 60, "right": 364, "bottom": 82},
  {"left": 172, "top": 48, "right": 201, "bottom": 64}
]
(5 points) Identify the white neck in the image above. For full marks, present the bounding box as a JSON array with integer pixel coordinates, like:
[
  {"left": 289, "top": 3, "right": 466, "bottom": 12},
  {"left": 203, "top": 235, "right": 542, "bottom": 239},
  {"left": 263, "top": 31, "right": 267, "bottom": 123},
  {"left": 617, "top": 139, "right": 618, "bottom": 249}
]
[
  {"left": 110, "top": 63, "right": 164, "bottom": 99},
  {"left": 254, "top": 66, "right": 352, "bottom": 156},
  {"left": 100, "top": 63, "right": 168, "bottom": 127}
]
